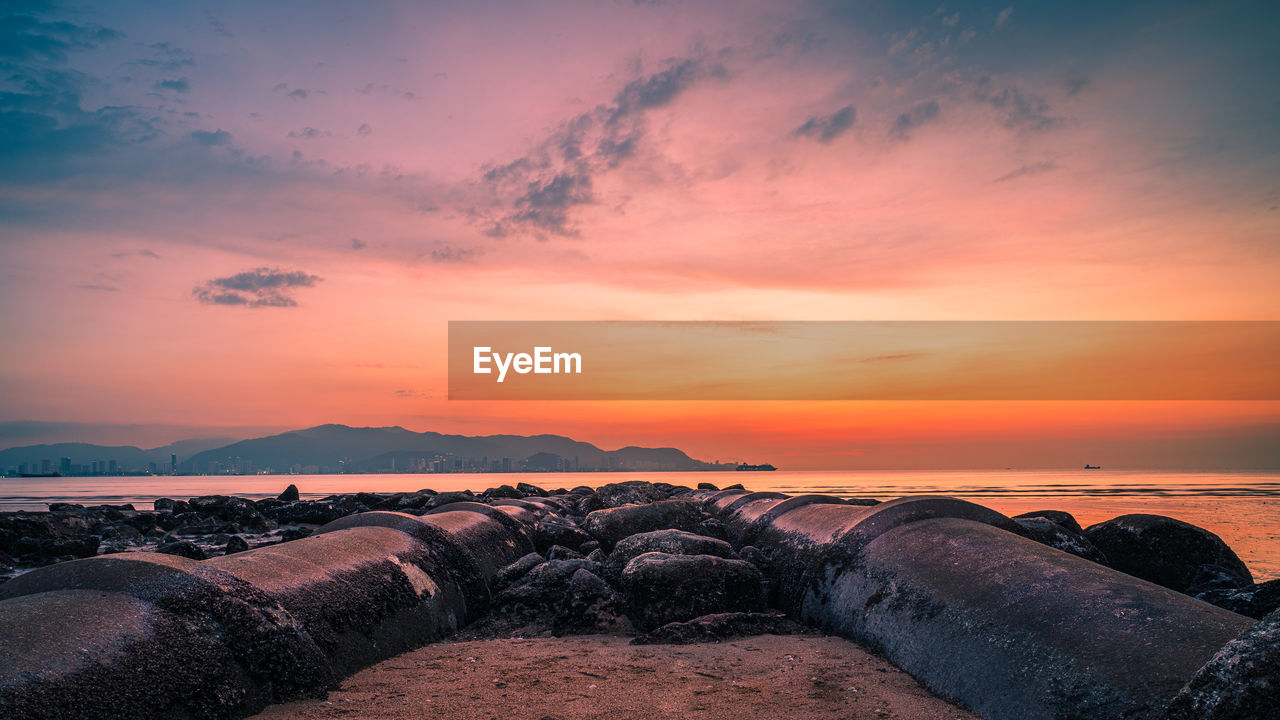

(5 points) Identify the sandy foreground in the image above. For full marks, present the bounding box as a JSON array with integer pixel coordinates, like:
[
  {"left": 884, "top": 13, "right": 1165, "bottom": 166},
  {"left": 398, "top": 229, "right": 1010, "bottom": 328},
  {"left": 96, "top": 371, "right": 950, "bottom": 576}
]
[{"left": 250, "top": 634, "right": 979, "bottom": 720}]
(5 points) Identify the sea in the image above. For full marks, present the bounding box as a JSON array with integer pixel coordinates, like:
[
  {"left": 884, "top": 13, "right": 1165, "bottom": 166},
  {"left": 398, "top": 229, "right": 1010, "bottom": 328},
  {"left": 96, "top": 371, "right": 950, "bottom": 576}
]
[{"left": 2, "top": 469, "right": 1277, "bottom": 580}]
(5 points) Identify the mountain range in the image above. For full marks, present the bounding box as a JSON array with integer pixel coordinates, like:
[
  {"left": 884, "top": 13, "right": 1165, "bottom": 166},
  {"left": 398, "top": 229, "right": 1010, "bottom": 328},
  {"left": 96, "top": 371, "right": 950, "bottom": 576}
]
[{"left": 0, "top": 425, "right": 725, "bottom": 474}]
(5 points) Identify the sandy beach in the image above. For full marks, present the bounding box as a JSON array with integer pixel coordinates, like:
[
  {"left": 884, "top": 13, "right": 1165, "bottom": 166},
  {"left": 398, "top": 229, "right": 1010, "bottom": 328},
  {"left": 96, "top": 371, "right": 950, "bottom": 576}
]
[{"left": 249, "top": 634, "right": 979, "bottom": 720}]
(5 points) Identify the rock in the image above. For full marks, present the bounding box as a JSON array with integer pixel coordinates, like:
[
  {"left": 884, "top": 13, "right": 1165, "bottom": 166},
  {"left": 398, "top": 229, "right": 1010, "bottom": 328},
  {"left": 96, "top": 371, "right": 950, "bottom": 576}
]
[
  {"left": 594, "top": 481, "right": 667, "bottom": 508},
  {"left": 697, "top": 482, "right": 720, "bottom": 491},
  {"left": 516, "top": 482, "right": 549, "bottom": 497},
  {"left": 546, "top": 545, "right": 584, "bottom": 561},
  {"left": 724, "top": 483, "right": 744, "bottom": 490},
  {"left": 603, "top": 529, "right": 737, "bottom": 583},
  {"left": 47, "top": 502, "right": 84, "bottom": 512},
  {"left": 493, "top": 552, "right": 545, "bottom": 593},
  {"left": 482, "top": 485, "right": 522, "bottom": 499},
  {"left": 153, "top": 498, "right": 178, "bottom": 512},
  {"left": 1196, "top": 578, "right": 1280, "bottom": 620},
  {"left": 277, "top": 484, "right": 300, "bottom": 502},
  {"left": 12, "top": 535, "right": 100, "bottom": 566},
  {"left": 580, "top": 540, "right": 600, "bottom": 554},
  {"left": 583, "top": 499, "right": 708, "bottom": 550},
  {"left": 532, "top": 515, "right": 592, "bottom": 554},
  {"left": 224, "top": 536, "right": 250, "bottom": 555},
  {"left": 621, "top": 552, "right": 765, "bottom": 631},
  {"left": 425, "top": 491, "right": 477, "bottom": 510},
  {"left": 1084, "top": 515, "right": 1252, "bottom": 593},
  {"left": 1014, "top": 510, "right": 1084, "bottom": 534},
  {"left": 586, "top": 548, "right": 606, "bottom": 563},
  {"left": 631, "top": 611, "right": 802, "bottom": 645},
  {"left": 154, "top": 540, "right": 207, "bottom": 561},
  {"left": 1012, "top": 517, "right": 1108, "bottom": 565},
  {"left": 266, "top": 500, "right": 340, "bottom": 525},
  {"left": 1159, "top": 608, "right": 1280, "bottom": 720},
  {"left": 487, "top": 558, "right": 625, "bottom": 635}
]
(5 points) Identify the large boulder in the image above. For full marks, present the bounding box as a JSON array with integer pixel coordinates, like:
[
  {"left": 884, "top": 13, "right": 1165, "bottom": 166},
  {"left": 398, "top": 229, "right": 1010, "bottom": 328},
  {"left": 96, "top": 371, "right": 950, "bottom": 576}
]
[
  {"left": 1159, "top": 608, "right": 1280, "bottom": 720},
  {"left": 1012, "top": 517, "right": 1108, "bottom": 565},
  {"left": 621, "top": 552, "right": 765, "bottom": 631},
  {"left": 602, "top": 529, "right": 737, "bottom": 583},
  {"left": 486, "top": 558, "right": 627, "bottom": 635},
  {"left": 1195, "top": 578, "right": 1280, "bottom": 620},
  {"left": 594, "top": 481, "right": 668, "bottom": 508},
  {"left": 583, "top": 499, "right": 707, "bottom": 550},
  {"left": 532, "top": 515, "right": 592, "bottom": 554},
  {"left": 1014, "top": 510, "right": 1084, "bottom": 534},
  {"left": 1084, "top": 514, "right": 1252, "bottom": 593}
]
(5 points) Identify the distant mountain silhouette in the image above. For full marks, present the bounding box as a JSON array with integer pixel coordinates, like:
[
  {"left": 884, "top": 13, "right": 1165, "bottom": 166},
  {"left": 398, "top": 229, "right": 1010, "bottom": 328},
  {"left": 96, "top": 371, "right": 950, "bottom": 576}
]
[{"left": 174, "top": 424, "right": 720, "bottom": 473}]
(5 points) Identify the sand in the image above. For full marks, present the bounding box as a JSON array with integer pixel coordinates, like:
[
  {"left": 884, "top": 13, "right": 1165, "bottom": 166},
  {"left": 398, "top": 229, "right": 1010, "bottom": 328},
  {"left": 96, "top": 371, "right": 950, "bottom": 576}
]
[{"left": 249, "top": 634, "right": 979, "bottom": 720}]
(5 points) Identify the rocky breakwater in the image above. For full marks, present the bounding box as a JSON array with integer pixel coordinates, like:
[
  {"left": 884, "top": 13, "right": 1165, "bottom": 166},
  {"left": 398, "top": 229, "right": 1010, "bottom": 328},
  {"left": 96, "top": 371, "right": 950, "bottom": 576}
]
[{"left": 1, "top": 479, "right": 1278, "bottom": 720}]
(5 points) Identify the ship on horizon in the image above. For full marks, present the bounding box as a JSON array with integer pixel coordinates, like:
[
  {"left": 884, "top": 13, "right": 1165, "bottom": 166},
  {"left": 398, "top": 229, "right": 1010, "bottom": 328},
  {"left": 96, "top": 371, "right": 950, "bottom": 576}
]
[{"left": 736, "top": 462, "right": 777, "bottom": 471}]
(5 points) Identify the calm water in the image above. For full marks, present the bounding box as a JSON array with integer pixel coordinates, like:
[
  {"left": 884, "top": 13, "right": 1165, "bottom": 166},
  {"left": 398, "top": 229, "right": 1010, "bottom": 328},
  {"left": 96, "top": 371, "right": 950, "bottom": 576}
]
[{"left": 3, "top": 470, "right": 1277, "bottom": 580}]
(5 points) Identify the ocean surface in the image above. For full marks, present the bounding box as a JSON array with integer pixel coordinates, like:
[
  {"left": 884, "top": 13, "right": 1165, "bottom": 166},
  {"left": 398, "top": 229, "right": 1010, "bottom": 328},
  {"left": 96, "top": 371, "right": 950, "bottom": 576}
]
[{"left": 2, "top": 469, "right": 1277, "bottom": 580}]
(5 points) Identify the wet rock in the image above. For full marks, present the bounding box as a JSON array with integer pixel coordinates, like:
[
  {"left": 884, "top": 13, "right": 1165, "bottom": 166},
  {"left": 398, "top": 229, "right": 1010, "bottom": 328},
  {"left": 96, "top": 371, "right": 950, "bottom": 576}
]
[
  {"left": 583, "top": 499, "right": 708, "bottom": 550},
  {"left": 516, "top": 482, "right": 548, "bottom": 497},
  {"left": 224, "top": 536, "right": 250, "bottom": 555},
  {"left": 1012, "top": 517, "right": 1108, "bottom": 565},
  {"left": 594, "top": 481, "right": 667, "bottom": 508},
  {"left": 532, "top": 515, "right": 592, "bottom": 554},
  {"left": 1196, "top": 578, "right": 1280, "bottom": 620},
  {"left": 602, "top": 529, "right": 737, "bottom": 583},
  {"left": 621, "top": 552, "right": 765, "bottom": 631},
  {"left": 1159, "top": 608, "right": 1280, "bottom": 720},
  {"left": 1084, "top": 514, "right": 1252, "bottom": 593},
  {"left": 1014, "top": 510, "right": 1084, "bottom": 534},
  {"left": 493, "top": 552, "right": 545, "bottom": 593},
  {"left": 631, "top": 611, "right": 802, "bottom": 645},
  {"left": 155, "top": 540, "right": 207, "bottom": 561},
  {"left": 277, "top": 484, "right": 300, "bottom": 502},
  {"left": 546, "top": 545, "right": 584, "bottom": 561},
  {"left": 485, "top": 558, "right": 625, "bottom": 635},
  {"left": 482, "top": 484, "right": 522, "bottom": 499},
  {"left": 266, "top": 501, "right": 340, "bottom": 525}
]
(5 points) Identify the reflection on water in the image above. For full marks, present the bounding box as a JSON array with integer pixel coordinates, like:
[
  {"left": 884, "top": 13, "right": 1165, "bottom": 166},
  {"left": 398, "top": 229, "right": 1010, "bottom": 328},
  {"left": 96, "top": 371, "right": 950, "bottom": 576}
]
[{"left": 2, "top": 469, "right": 1277, "bottom": 580}]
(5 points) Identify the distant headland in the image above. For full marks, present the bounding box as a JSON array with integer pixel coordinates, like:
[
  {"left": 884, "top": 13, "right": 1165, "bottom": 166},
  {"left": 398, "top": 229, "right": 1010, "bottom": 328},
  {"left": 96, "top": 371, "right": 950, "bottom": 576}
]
[{"left": 0, "top": 424, "right": 741, "bottom": 476}]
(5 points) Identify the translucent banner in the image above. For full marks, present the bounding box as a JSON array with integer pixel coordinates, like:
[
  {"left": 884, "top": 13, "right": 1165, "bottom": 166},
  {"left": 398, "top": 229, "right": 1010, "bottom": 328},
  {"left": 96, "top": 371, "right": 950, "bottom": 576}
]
[{"left": 447, "top": 321, "right": 1280, "bottom": 400}]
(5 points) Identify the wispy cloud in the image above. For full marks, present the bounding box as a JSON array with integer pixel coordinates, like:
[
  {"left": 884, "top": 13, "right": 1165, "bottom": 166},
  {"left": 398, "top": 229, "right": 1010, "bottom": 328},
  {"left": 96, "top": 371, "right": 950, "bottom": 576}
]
[
  {"left": 192, "top": 267, "right": 322, "bottom": 307},
  {"left": 792, "top": 105, "right": 856, "bottom": 143}
]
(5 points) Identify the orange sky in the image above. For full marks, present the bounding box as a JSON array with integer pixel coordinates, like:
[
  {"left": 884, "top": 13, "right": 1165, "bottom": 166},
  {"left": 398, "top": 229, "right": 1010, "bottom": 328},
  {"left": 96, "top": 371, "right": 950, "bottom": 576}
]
[{"left": 1, "top": 1, "right": 1278, "bottom": 466}]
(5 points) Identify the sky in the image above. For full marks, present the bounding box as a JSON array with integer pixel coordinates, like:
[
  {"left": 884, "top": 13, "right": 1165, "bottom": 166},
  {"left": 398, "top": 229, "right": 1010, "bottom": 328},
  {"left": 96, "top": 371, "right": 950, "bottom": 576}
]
[{"left": 1, "top": 0, "right": 1278, "bottom": 467}]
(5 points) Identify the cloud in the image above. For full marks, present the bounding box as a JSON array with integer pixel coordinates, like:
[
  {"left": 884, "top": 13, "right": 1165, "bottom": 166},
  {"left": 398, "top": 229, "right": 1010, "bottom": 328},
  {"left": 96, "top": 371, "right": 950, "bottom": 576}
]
[
  {"left": 976, "top": 82, "right": 1062, "bottom": 132},
  {"left": 76, "top": 283, "right": 119, "bottom": 292},
  {"left": 189, "top": 128, "right": 232, "bottom": 146},
  {"left": 192, "top": 267, "right": 322, "bottom": 308},
  {"left": 287, "top": 126, "right": 329, "bottom": 139},
  {"left": 478, "top": 56, "right": 720, "bottom": 237},
  {"left": 995, "top": 7, "right": 1013, "bottom": 28},
  {"left": 153, "top": 77, "right": 190, "bottom": 93},
  {"left": 890, "top": 99, "right": 940, "bottom": 139},
  {"left": 993, "top": 160, "right": 1058, "bottom": 183},
  {"left": 350, "top": 237, "right": 366, "bottom": 250},
  {"left": 288, "top": 88, "right": 308, "bottom": 100},
  {"left": 0, "top": 13, "right": 122, "bottom": 63},
  {"left": 429, "top": 244, "right": 480, "bottom": 263},
  {"left": 792, "top": 105, "right": 856, "bottom": 143},
  {"left": 357, "top": 122, "right": 372, "bottom": 136}
]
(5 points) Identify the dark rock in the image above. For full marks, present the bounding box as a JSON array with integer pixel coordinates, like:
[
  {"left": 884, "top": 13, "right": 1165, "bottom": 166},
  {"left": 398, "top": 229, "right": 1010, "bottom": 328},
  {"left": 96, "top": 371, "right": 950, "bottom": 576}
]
[
  {"left": 425, "top": 490, "right": 477, "bottom": 510},
  {"left": 631, "top": 611, "right": 802, "bottom": 645},
  {"left": 277, "top": 484, "right": 300, "bottom": 502},
  {"left": 583, "top": 499, "right": 708, "bottom": 550},
  {"left": 12, "top": 535, "right": 100, "bottom": 565},
  {"left": 266, "top": 501, "right": 340, "bottom": 525},
  {"left": 485, "top": 558, "right": 625, "bottom": 635},
  {"left": 276, "top": 526, "right": 313, "bottom": 542},
  {"left": 724, "top": 483, "right": 744, "bottom": 490},
  {"left": 395, "top": 493, "right": 431, "bottom": 511},
  {"left": 47, "top": 502, "right": 84, "bottom": 512},
  {"left": 546, "top": 545, "right": 584, "bottom": 561},
  {"left": 155, "top": 540, "right": 207, "bottom": 561},
  {"left": 493, "top": 552, "right": 546, "bottom": 593},
  {"left": 1084, "top": 514, "right": 1252, "bottom": 593},
  {"left": 1196, "top": 578, "right": 1280, "bottom": 620},
  {"left": 603, "top": 529, "right": 737, "bottom": 583},
  {"left": 100, "top": 523, "right": 142, "bottom": 541},
  {"left": 483, "top": 484, "right": 523, "bottom": 499},
  {"left": 621, "top": 552, "right": 765, "bottom": 631},
  {"left": 1159, "top": 608, "right": 1280, "bottom": 720},
  {"left": 1012, "top": 517, "right": 1108, "bottom": 565},
  {"left": 586, "top": 548, "right": 606, "bottom": 563},
  {"left": 153, "top": 497, "right": 177, "bottom": 512},
  {"left": 696, "top": 517, "right": 729, "bottom": 541},
  {"left": 1189, "top": 564, "right": 1258, "bottom": 595},
  {"left": 224, "top": 536, "right": 250, "bottom": 555},
  {"left": 532, "top": 515, "right": 592, "bottom": 554},
  {"left": 594, "top": 481, "right": 667, "bottom": 508},
  {"left": 697, "top": 482, "right": 720, "bottom": 491},
  {"left": 516, "top": 482, "right": 549, "bottom": 497},
  {"left": 1014, "top": 510, "right": 1084, "bottom": 534},
  {"left": 580, "top": 540, "right": 600, "bottom": 554}
]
